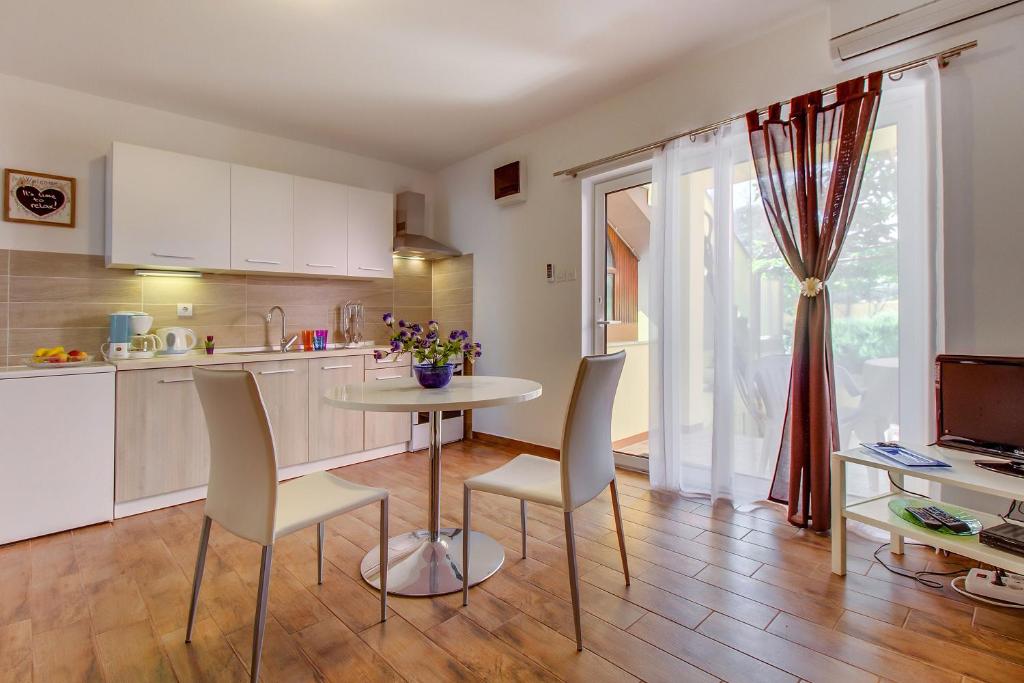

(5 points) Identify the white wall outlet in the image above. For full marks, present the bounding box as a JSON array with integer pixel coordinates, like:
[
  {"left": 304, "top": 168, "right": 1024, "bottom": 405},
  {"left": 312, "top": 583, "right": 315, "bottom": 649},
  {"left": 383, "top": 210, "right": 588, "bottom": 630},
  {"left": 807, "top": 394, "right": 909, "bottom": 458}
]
[{"left": 177, "top": 303, "right": 193, "bottom": 318}]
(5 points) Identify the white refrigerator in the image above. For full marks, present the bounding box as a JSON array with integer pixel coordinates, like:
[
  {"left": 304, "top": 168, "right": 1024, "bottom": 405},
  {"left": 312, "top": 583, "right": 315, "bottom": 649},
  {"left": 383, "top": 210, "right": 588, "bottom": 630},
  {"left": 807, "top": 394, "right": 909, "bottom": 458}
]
[{"left": 0, "top": 364, "right": 115, "bottom": 544}]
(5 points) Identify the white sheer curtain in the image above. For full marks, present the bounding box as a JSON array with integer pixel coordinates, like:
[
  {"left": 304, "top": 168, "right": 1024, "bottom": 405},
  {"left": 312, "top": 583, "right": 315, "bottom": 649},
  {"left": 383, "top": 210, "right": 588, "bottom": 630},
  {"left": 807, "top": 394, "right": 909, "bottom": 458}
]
[
  {"left": 840, "top": 62, "right": 945, "bottom": 499},
  {"left": 649, "top": 125, "right": 761, "bottom": 503},
  {"left": 649, "top": 65, "right": 943, "bottom": 504}
]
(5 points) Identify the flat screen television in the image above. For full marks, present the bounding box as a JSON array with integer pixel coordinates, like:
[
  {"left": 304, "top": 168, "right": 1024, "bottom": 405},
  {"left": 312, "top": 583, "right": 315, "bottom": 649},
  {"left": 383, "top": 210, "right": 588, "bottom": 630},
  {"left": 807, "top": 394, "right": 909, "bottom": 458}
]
[{"left": 935, "top": 354, "right": 1024, "bottom": 462}]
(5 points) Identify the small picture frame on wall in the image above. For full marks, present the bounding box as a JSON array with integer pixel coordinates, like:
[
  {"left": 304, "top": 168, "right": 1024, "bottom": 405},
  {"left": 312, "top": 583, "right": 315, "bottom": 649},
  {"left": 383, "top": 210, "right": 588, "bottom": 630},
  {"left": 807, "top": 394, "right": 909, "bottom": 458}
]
[{"left": 4, "top": 168, "right": 76, "bottom": 228}]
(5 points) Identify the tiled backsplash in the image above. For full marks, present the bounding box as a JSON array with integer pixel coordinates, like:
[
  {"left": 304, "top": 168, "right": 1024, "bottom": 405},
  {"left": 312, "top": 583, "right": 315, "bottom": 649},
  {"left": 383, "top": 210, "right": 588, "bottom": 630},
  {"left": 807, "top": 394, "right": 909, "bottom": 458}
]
[
  {"left": 0, "top": 249, "right": 472, "bottom": 366},
  {"left": 433, "top": 255, "right": 473, "bottom": 339}
]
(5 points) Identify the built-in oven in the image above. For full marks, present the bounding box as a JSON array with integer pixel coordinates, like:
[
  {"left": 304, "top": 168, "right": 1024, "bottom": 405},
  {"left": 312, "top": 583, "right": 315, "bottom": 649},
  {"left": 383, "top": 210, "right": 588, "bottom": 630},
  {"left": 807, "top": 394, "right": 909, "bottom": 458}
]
[{"left": 410, "top": 359, "right": 465, "bottom": 450}]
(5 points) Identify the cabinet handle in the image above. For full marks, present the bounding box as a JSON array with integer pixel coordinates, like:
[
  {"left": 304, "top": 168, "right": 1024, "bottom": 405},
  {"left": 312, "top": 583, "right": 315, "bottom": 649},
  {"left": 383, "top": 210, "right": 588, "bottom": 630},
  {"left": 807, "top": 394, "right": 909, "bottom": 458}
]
[
  {"left": 358, "top": 266, "right": 385, "bottom": 272},
  {"left": 322, "top": 364, "right": 353, "bottom": 370},
  {"left": 152, "top": 252, "right": 195, "bottom": 260},
  {"left": 259, "top": 369, "right": 296, "bottom": 375},
  {"left": 246, "top": 258, "right": 282, "bottom": 265},
  {"left": 158, "top": 377, "right": 194, "bottom": 384},
  {"left": 305, "top": 263, "right": 336, "bottom": 268},
  {"left": 375, "top": 375, "right": 404, "bottom": 381}
]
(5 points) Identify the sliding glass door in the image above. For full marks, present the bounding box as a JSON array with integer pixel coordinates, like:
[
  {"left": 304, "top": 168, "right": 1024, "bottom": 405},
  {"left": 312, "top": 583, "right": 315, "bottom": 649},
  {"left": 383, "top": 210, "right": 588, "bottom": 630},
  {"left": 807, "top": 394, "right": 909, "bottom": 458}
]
[
  {"left": 643, "top": 74, "right": 935, "bottom": 502},
  {"left": 588, "top": 73, "right": 935, "bottom": 497}
]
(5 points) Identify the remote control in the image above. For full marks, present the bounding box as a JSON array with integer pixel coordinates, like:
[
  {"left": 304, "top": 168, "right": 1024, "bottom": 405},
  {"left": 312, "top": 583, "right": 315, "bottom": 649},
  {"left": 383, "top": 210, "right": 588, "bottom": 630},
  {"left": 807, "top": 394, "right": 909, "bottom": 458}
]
[
  {"left": 924, "top": 505, "right": 971, "bottom": 533},
  {"left": 905, "top": 506, "right": 944, "bottom": 531}
]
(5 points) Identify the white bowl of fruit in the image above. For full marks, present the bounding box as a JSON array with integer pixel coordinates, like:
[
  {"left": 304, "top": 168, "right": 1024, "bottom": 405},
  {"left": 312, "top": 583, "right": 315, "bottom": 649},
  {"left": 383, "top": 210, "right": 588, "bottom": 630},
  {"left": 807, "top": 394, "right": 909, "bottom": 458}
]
[{"left": 31, "top": 347, "right": 93, "bottom": 367}]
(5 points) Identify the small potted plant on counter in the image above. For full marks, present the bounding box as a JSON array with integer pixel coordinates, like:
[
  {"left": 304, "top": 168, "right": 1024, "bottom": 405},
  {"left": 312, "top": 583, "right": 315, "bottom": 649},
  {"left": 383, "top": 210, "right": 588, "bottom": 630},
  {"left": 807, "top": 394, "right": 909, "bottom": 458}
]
[{"left": 374, "top": 313, "right": 481, "bottom": 389}]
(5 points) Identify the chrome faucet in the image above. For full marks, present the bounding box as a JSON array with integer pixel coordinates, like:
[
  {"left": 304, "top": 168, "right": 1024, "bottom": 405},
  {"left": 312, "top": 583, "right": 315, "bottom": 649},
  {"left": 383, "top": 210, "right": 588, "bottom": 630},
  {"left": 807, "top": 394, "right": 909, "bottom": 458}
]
[{"left": 265, "top": 306, "right": 298, "bottom": 352}]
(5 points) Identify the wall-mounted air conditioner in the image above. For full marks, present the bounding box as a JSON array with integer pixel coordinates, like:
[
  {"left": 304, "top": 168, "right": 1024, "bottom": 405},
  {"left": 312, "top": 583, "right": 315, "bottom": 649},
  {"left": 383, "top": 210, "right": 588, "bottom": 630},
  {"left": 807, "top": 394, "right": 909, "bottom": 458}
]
[{"left": 829, "top": 0, "right": 1023, "bottom": 61}]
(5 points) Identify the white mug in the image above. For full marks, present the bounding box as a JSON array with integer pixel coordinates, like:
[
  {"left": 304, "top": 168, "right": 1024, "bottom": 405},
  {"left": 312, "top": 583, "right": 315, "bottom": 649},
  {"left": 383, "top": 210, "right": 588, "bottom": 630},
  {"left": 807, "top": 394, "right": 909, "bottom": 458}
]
[{"left": 101, "top": 341, "right": 130, "bottom": 360}]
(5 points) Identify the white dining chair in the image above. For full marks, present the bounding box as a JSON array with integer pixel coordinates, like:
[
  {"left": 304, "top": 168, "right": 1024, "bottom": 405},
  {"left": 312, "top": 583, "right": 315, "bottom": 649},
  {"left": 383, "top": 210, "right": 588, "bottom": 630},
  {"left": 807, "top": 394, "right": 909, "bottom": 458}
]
[
  {"left": 186, "top": 367, "right": 389, "bottom": 682},
  {"left": 461, "top": 351, "right": 628, "bottom": 651}
]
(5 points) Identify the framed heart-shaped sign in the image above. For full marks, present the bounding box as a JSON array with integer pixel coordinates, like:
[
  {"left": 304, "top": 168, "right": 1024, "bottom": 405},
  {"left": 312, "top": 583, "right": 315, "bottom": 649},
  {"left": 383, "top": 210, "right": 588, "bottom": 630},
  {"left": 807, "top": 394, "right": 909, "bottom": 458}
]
[{"left": 4, "top": 168, "right": 76, "bottom": 228}]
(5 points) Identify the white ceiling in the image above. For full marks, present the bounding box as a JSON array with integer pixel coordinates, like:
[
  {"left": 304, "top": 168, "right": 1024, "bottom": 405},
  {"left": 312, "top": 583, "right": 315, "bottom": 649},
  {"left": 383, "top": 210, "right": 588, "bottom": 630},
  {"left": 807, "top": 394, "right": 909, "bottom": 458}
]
[{"left": 0, "top": 0, "right": 818, "bottom": 170}]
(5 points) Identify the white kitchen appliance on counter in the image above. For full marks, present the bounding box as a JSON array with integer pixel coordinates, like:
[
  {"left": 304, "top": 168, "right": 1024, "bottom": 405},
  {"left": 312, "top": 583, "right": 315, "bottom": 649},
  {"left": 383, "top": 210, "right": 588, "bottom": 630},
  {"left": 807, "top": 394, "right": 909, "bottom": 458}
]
[
  {"left": 156, "top": 326, "right": 197, "bottom": 354},
  {"left": 0, "top": 364, "right": 115, "bottom": 544},
  {"left": 128, "top": 312, "right": 163, "bottom": 358}
]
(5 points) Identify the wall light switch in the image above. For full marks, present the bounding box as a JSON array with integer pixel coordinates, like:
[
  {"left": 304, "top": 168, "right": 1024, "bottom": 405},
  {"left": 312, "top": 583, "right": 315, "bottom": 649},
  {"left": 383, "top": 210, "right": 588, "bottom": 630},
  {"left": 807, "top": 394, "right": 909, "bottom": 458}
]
[
  {"left": 556, "top": 267, "right": 567, "bottom": 283},
  {"left": 177, "top": 303, "right": 193, "bottom": 318}
]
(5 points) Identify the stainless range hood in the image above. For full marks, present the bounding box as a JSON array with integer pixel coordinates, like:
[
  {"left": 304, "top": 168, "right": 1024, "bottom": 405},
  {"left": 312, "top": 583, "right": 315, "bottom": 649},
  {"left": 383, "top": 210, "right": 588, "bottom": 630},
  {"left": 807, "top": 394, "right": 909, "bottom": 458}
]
[{"left": 394, "top": 191, "right": 461, "bottom": 260}]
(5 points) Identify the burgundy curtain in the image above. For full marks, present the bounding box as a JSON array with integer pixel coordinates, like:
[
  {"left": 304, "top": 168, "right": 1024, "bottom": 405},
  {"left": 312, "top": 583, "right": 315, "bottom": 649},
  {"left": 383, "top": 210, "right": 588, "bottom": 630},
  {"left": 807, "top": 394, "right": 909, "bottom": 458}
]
[{"left": 746, "top": 73, "right": 882, "bottom": 532}]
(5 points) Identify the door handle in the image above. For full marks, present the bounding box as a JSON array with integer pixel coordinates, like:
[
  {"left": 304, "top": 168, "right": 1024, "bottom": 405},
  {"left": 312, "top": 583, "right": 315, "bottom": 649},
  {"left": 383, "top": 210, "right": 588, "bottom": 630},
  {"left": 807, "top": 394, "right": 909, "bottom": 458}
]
[
  {"left": 259, "top": 369, "right": 296, "bottom": 375},
  {"left": 321, "top": 364, "right": 353, "bottom": 370},
  {"left": 358, "top": 266, "right": 385, "bottom": 272},
  {"left": 596, "top": 320, "right": 622, "bottom": 326},
  {"left": 158, "top": 377, "right": 194, "bottom": 383},
  {"left": 375, "top": 375, "right": 404, "bottom": 381},
  {"left": 246, "top": 258, "right": 282, "bottom": 265},
  {"left": 305, "top": 263, "right": 336, "bottom": 268},
  {"left": 152, "top": 252, "right": 195, "bottom": 260}
]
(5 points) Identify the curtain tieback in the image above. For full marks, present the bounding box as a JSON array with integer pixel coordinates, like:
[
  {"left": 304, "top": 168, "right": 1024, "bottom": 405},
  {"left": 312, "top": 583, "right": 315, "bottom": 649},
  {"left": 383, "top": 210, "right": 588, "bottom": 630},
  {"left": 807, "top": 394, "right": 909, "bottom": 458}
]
[{"left": 799, "top": 276, "right": 824, "bottom": 298}]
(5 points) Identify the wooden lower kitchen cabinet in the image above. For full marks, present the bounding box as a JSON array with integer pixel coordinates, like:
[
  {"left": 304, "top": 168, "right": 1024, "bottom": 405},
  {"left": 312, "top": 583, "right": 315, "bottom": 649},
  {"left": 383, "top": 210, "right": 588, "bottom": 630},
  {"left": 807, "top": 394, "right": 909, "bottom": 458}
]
[
  {"left": 364, "top": 365, "right": 412, "bottom": 450},
  {"left": 308, "top": 357, "right": 364, "bottom": 460},
  {"left": 114, "top": 351, "right": 408, "bottom": 510},
  {"left": 115, "top": 364, "right": 242, "bottom": 502},
  {"left": 245, "top": 359, "right": 309, "bottom": 467}
]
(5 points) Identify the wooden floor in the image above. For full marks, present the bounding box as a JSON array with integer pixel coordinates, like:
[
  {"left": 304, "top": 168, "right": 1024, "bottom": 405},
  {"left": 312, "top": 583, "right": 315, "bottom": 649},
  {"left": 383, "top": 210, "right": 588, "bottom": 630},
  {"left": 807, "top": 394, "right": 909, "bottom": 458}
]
[{"left": 2, "top": 440, "right": 1023, "bottom": 682}]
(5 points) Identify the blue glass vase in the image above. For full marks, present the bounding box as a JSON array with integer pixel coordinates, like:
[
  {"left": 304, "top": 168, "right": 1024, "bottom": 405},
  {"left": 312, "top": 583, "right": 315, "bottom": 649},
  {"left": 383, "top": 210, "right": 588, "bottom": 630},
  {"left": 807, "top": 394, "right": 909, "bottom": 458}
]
[{"left": 414, "top": 363, "right": 454, "bottom": 389}]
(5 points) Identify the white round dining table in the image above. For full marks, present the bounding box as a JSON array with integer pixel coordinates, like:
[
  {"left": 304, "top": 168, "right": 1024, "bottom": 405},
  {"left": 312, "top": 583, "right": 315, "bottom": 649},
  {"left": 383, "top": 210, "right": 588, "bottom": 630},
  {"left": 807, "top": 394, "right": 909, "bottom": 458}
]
[{"left": 324, "top": 375, "right": 542, "bottom": 597}]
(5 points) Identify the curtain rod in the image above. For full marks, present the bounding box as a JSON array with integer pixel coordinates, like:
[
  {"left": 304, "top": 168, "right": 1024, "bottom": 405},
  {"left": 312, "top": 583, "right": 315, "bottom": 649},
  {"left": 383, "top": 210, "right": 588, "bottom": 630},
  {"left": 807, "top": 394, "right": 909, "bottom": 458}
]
[{"left": 552, "top": 40, "right": 977, "bottom": 178}]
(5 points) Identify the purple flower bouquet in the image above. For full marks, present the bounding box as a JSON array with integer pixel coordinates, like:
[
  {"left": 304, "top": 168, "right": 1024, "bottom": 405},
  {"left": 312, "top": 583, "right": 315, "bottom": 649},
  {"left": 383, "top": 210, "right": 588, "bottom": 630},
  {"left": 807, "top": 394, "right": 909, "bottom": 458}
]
[{"left": 374, "top": 313, "right": 481, "bottom": 389}]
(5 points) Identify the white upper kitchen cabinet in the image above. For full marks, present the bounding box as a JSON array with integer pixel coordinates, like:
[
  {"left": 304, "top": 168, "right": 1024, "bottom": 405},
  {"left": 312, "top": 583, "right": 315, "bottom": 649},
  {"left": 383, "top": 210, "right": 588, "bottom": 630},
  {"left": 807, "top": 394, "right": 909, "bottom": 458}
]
[
  {"left": 230, "top": 165, "right": 294, "bottom": 273},
  {"left": 293, "top": 176, "right": 349, "bottom": 276},
  {"left": 347, "top": 186, "right": 394, "bottom": 278},
  {"left": 106, "top": 142, "right": 231, "bottom": 270}
]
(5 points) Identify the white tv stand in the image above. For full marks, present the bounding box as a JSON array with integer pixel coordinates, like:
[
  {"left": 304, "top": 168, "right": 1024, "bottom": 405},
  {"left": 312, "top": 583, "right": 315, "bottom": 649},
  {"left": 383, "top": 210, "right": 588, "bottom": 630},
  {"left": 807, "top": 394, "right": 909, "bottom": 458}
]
[{"left": 831, "top": 444, "right": 1024, "bottom": 575}]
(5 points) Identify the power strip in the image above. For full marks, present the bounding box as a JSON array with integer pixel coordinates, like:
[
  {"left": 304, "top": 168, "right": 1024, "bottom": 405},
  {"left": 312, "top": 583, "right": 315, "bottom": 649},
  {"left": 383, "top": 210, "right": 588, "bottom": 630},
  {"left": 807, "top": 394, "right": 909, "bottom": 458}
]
[{"left": 963, "top": 568, "right": 1024, "bottom": 606}]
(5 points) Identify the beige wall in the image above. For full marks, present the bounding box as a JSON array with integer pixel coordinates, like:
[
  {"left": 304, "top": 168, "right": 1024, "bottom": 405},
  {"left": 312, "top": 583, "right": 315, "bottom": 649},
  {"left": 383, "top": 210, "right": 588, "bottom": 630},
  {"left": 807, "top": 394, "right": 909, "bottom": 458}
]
[
  {"left": 435, "top": 8, "right": 1024, "bottom": 448},
  {"left": 434, "top": 11, "right": 836, "bottom": 447},
  {"left": 0, "top": 250, "right": 469, "bottom": 366}
]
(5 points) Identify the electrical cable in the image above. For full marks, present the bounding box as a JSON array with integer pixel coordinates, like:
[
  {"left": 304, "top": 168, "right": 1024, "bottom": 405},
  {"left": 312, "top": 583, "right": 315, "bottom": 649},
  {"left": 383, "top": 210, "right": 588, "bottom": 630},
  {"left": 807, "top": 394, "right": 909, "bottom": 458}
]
[
  {"left": 877, "top": 476, "right": 971, "bottom": 587},
  {"left": 887, "top": 472, "right": 918, "bottom": 497},
  {"left": 872, "top": 542, "right": 969, "bottom": 589}
]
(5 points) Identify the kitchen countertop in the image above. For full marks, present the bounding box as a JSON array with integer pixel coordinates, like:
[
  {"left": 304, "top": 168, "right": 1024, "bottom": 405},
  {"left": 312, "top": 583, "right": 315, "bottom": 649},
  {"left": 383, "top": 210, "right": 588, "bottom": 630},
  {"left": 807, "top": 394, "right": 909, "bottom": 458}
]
[
  {"left": 108, "top": 345, "right": 389, "bottom": 370},
  {"left": 0, "top": 363, "right": 116, "bottom": 380}
]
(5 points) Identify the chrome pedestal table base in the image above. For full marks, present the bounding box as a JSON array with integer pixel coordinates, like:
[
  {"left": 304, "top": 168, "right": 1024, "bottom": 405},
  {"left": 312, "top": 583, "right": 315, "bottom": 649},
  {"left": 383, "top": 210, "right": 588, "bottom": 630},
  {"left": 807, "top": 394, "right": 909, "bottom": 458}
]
[
  {"left": 360, "top": 528, "right": 504, "bottom": 596},
  {"left": 360, "top": 410, "right": 504, "bottom": 596}
]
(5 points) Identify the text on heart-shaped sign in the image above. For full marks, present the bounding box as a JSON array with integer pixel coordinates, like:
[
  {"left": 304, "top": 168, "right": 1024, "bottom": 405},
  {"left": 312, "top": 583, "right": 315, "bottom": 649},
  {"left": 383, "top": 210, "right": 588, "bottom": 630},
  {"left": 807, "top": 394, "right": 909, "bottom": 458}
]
[{"left": 15, "top": 186, "right": 66, "bottom": 217}]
